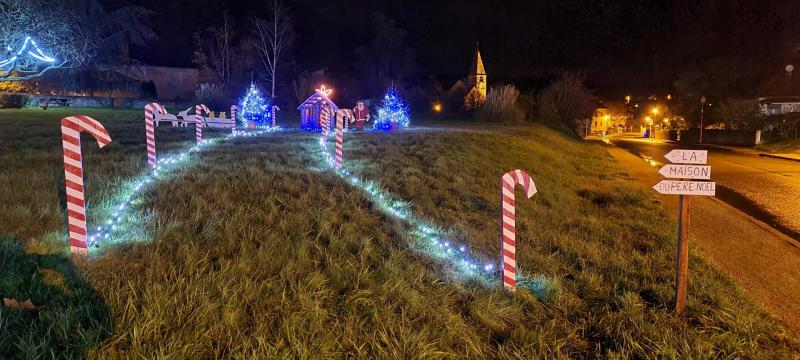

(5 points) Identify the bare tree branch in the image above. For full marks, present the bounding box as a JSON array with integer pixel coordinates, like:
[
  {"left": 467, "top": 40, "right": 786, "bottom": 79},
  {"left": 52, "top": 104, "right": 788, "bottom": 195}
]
[{"left": 251, "top": 0, "right": 293, "bottom": 98}]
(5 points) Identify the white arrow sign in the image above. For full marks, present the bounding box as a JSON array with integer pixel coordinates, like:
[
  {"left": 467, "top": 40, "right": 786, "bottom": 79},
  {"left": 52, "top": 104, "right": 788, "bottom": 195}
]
[
  {"left": 664, "top": 149, "right": 708, "bottom": 164},
  {"left": 658, "top": 164, "right": 711, "bottom": 180},
  {"left": 653, "top": 180, "right": 715, "bottom": 196}
]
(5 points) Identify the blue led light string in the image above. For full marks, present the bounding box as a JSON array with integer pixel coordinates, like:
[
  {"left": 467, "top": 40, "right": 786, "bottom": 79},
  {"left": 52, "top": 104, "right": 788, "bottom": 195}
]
[
  {"left": 87, "top": 126, "right": 282, "bottom": 250},
  {"left": 316, "top": 135, "right": 548, "bottom": 293},
  {"left": 238, "top": 84, "right": 272, "bottom": 127},
  {"left": 373, "top": 85, "right": 411, "bottom": 130},
  {"left": 0, "top": 36, "right": 56, "bottom": 70}
]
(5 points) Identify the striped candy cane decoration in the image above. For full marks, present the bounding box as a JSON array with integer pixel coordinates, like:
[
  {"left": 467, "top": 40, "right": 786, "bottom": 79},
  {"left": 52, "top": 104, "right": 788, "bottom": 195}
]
[
  {"left": 144, "top": 103, "right": 167, "bottom": 167},
  {"left": 335, "top": 111, "right": 345, "bottom": 167},
  {"left": 271, "top": 105, "right": 279, "bottom": 127},
  {"left": 231, "top": 104, "right": 238, "bottom": 127},
  {"left": 321, "top": 106, "right": 332, "bottom": 136},
  {"left": 195, "top": 104, "right": 209, "bottom": 144},
  {"left": 61, "top": 115, "right": 112, "bottom": 255},
  {"left": 500, "top": 169, "right": 538, "bottom": 291}
]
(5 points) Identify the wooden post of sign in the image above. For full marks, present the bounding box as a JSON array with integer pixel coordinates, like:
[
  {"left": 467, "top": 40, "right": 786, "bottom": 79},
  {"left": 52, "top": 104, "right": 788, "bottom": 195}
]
[
  {"left": 675, "top": 194, "right": 690, "bottom": 314},
  {"left": 656, "top": 149, "right": 714, "bottom": 315}
]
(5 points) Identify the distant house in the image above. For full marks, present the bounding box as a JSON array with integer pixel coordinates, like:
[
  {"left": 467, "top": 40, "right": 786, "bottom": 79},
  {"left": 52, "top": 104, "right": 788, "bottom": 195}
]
[
  {"left": 757, "top": 69, "right": 800, "bottom": 116},
  {"left": 591, "top": 105, "right": 610, "bottom": 133},
  {"left": 590, "top": 101, "right": 630, "bottom": 134}
]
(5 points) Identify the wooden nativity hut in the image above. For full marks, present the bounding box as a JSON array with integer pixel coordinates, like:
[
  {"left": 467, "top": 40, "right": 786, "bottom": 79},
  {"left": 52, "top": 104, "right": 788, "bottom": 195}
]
[{"left": 297, "top": 90, "right": 339, "bottom": 130}]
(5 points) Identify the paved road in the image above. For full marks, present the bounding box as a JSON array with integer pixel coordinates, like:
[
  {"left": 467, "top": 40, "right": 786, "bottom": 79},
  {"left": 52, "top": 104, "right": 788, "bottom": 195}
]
[
  {"left": 605, "top": 145, "right": 800, "bottom": 331},
  {"left": 610, "top": 135, "right": 800, "bottom": 239}
]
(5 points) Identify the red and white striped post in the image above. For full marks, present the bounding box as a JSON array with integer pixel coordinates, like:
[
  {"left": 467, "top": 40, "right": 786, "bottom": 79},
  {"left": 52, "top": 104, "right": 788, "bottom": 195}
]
[
  {"left": 61, "top": 115, "right": 112, "bottom": 255},
  {"left": 271, "top": 105, "right": 279, "bottom": 127},
  {"left": 144, "top": 103, "right": 167, "bottom": 167},
  {"left": 230, "top": 105, "right": 238, "bottom": 133},
  {"left": 335, "top": 111, "right": 344, "bottom": 167},
  {"left": 500, "top": 169, "right": 537, "bottom": 291},
  {"left": 195, "top": 104, "right": 209, "bottom": 144},
  {"left": 321, "top": 106, "right": 332, "bottom": 136}
]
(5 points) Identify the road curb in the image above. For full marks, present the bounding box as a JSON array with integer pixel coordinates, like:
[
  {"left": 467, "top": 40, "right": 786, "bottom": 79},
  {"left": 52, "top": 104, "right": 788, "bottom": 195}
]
[
  {"left": 707, "top": 196, "right": 800, "bottom": 251},
  {"left": 759, "top": 153, "right": 800, "bottom": 163}
]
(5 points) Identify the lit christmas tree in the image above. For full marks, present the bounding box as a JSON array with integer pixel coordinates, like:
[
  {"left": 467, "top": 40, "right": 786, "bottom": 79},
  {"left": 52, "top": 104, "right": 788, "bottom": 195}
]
[
  {"left": 374, "top": 85, "right": 410, "bottom": 130},
  {"left": 238, "top": 83, "right": 272, "bottom": 126}
]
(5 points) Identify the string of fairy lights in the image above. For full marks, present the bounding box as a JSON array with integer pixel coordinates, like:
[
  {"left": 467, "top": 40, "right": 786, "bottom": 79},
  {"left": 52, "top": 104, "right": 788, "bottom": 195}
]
[
  {"left": 85, "top": 122, "right": 544, "bottom": 294},
  {"left": 316, "top": 134, "right": 544, "bottom": 292},
  {"left": 87, "top": 126, "right": 282, "bottom": 249}
]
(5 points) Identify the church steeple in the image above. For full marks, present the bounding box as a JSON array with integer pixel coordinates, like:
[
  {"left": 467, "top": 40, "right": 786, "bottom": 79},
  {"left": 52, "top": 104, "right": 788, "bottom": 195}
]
[
  {"left": 466, "top": 42, "right": 487, "bottom": 108},
  {"left": 471, "top": 42, "right": 486, "bottom": 77}
]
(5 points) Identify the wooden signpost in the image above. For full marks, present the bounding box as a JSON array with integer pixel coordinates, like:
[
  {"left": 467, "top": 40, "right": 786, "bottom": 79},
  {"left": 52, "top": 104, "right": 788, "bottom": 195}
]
[{"left": 652, "top": 149, "right": 715, "bottom": 314}]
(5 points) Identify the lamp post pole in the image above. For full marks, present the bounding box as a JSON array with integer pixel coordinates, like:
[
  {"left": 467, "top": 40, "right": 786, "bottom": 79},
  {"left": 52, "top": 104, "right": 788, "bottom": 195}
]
[{"left": 699, "top": 96, "right": 707, "bottom": 144}]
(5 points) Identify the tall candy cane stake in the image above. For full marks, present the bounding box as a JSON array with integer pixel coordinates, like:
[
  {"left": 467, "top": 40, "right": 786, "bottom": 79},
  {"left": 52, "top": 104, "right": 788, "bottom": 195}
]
[
  {"left": 335, "top": 111, "right": 344, "bottom": 167},
  {"left": 194, "top": 104, "right": 209, "bottom": 144},
  {"left": 61, "top": 115, "right": 112, "bottom": 255},
  {"left": 271, "top": 105, "right": 279, "bottom": 127},
  {"left": 230, "top": 105, "right": 238, "bottom": 133},
  {"left": 500, "top": 169, "right": 537, "bottom": 291},
  {"left": 144, "top": 103, "right": 167, "bottom": 167},
  {"left": 321, "top": 106, "right": 332, "bottom": 136}
]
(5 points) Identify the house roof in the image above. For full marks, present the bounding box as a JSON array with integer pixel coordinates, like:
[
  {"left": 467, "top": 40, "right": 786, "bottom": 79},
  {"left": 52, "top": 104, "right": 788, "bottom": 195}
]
[
  {"left": 297, "top": 91, "right": 339, "bottom": 112},
  {"left": 759, "top": 96, "right": 800, "bottom": 104}
]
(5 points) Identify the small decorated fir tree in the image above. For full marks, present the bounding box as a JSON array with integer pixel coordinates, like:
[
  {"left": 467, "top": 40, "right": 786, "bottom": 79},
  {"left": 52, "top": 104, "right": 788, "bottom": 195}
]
[
  {"left": 238, "top": 84, "right": 272, "bottom": 126},
  {"left": 374, "top": 85, "right": 410, "bottom": 130}
]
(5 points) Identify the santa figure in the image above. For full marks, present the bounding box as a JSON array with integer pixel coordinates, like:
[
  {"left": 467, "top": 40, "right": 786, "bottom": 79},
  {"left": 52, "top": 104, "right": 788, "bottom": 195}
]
[{"left": 352, "top": 100, "right": 370, "bottom": 131}]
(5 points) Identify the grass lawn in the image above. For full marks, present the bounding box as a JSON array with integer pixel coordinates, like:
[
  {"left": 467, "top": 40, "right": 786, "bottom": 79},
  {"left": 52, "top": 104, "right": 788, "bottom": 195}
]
[
  {"left": 756, "top": 138, "right": 800, "bottom": 154},
  {"left": 1, "top": 108, "right": 798, "bottom": 358}
]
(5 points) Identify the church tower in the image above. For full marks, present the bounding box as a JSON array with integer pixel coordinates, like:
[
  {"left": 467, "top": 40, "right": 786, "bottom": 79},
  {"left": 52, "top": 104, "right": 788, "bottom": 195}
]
[{"left": 465, "top": 43, "right": 487, "bottom": 109}]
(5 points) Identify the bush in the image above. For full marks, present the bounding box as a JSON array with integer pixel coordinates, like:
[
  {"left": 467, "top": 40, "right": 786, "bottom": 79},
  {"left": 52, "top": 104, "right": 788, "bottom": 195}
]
[
  {"left": 0, "top": 94, "right": 30, "bottom": 109},
  {"left": 537, "top": 72, "right": 596, "bottom": 132},
  {"left": 473, "top": 85, "right": 527, "bottom": 123},
  {"left": 194, "top": 83, "right": 229, "bottom": 110}
]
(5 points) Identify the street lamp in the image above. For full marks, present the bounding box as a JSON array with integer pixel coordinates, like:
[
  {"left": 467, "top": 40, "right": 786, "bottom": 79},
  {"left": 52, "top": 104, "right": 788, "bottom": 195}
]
[
  {"left": 699, "top": 96, "right": 707, "bottom": 144},
  {"left": 650, "top": 108, "right": 659, "bottom": 138}
]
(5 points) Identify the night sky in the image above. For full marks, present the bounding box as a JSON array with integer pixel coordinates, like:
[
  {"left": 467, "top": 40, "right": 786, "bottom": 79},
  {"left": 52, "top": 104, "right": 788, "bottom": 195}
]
[{"left": 116, "top": 0, "right": 800, "bottom": 97}]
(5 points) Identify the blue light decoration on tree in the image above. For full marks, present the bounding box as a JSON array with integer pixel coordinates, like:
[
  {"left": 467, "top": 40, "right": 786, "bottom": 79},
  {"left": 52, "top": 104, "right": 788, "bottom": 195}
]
[
  {"left": 238, "top": 83, "right": 272, "bottom": 127},
  {"left": 374, "top": 85, "right": 410, "bottom": 131},
  {"left": 0, "top": 36, "right": 60, "bottom": 80}
]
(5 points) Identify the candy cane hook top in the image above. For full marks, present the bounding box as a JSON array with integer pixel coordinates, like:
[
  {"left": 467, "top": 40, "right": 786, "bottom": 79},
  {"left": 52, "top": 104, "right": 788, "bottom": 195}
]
[
  {"left": 144, "top": 103, "right": 167, "bottom": 167},
  {"left": 61, "top": 115, "right": 112, "bottom": 255},
  {"left": 500, "top": 169, "right": 537, "bottom": 291},
  {"left": 335, "top": 110, "right": 344, "bottom": 167},
  {"left": 195, "top": 104, "right": 209, "bottom": 144}
]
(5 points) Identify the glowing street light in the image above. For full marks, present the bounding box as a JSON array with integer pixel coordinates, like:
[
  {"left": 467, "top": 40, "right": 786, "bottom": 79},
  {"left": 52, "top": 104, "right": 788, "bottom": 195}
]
[
  {"left": 432, "top": 102, "right": 442, "bottom": 112},
  {"left": 625, "top": 95, "right": 631, "bottom": 104}
]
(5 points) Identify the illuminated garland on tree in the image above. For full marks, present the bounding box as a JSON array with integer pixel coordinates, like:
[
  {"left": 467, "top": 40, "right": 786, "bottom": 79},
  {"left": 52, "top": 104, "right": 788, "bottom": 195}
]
[
  {"left": 374, "top": 85, "right": 410, "bottom": 130},
  {"left": 238, "top": 84, "right": 272, "bottom": 126},
  {"left": 0, "top": 36, "right": 60, "bottom": 80}
]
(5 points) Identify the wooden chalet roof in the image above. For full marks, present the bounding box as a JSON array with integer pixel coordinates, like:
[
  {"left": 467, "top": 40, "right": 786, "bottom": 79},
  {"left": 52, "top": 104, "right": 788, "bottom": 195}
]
[{"left": 297, "top": 91, "right": 339, "bottom": 112}]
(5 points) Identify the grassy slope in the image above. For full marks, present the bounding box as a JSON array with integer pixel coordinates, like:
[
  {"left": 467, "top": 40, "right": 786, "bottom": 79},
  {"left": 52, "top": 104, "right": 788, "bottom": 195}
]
[
  {"left": 0, "top": 109, "right": 798, "bottom": 358},
  {"left": 756, "top": 138, "right": 800, "bottom": 154}
]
